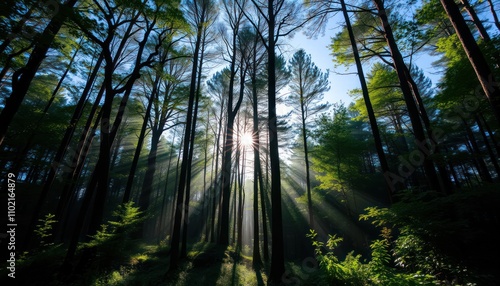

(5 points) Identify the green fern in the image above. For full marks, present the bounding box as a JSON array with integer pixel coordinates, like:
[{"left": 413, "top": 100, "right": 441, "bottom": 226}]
[{"left": 34, "top": 213, "right": 57, "bottom": 247}]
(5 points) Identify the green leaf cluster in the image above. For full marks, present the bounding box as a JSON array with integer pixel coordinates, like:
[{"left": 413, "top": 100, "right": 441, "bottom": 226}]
[
  {"left": 83, "top": 202, "right": 145, "bottom": 268},
  {"left": 307, "top": 228, "right": 435, "bottom": 285},
  {"left": 360, "top": 185, "right": 500, "bottom": 284},
  {"left": 34, "top": 213, "right": 57, "bottom": 247}
]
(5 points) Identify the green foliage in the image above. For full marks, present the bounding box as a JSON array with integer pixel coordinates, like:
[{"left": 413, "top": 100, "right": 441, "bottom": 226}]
[
  {"left": 360, "top": 185, "right": 500, "bottom": 284},
  {"left": 312, "top": 103, "right": 366, "bottom": 194},
  {"left": 308, "top": 228, "right": 436, "bottom": 285},
  {"left": 34, "top": 213, "right": 57, "bottom": 247},
  {"left": 351, "top": 63, "right": 405, "bottom": 125},
  {"left": 307, "top": 186, "right": 500, "bottom": 285},
  {"left": 83, "top": 202, "right": 145, "bottom": 269}
]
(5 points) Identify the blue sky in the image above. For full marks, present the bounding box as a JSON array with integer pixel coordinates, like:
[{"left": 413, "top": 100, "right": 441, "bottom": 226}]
[{"left": 284, "top": 13, "right": 444, "bottom": 108}]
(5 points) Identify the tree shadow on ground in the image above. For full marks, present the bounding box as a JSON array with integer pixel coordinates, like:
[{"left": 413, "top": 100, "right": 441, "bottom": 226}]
[{"left": 162, "top": 243, "right": 226, "bottom": 285}]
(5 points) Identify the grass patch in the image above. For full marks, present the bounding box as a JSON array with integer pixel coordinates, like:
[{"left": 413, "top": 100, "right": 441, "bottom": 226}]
[{"left": 9, "top": 241, "right": 273, "bottom": 285}]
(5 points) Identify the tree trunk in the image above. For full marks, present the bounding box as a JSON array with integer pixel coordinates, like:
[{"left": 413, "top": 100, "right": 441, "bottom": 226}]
[
  {"left": 486, "top": 0, "right": 500, "bottom": 32},
  {"left": 210, "top": 97, "right": 225, "bottom": 243},
  {"left": 202, "top": 109, "right": 210, "bottom": 242},
  {"left": 479, "top": 113, "right": 500, "bottom": 155},
  {"left": 21, "top": 51, "right": 103, "bottom": 252},
  {"left": 340, "top": 0, "right": 393, "bottom": 200},
  {"left": 139, "top": 130, "right": 161, "bottom": 237},
  {"left": 123, "top": 75, "right": 161, "bottom": 203},
  {"left": 403, "top": 65, "right": 453, "bottom": 193},
  {"left": 267, "top": 1, "right": 286, "bottom": 281},
  {"left": 300, "top": 90, "right": 314, "bottom": 226},
  {"left": 440, "top": 0, "right": 500, "bottom": 122},
  {"left": 170, "top": 16, "right": 204, "bottom": 269},
  {"left": 57, "top": 108, "right": 101, "bottom": 242},
  {"left": 251, "top": 51, "right": 262, "bottom": 267},
  {"left": 460, "top": 0, "right": 491, "bottom": 41},
  {"left": 11, "top": 41, "right": 81, "bottom": 176},
  {"left": 219, "top": 27, "right": 241, "bottom": 246},
  {"left": 158, "top": 130, "right": 177, "bottom": 243},
  {"left": 0, "top": 0, "right": 78, "bottom": 146},
  {"left": 181, "top": 42, "right": 205, "bottom": 257},
  {"left": 373, "top": 0, "right": 442, "bottom": 192},
  {"left": 463, "top": 119, "right": 493, "bottom": 182},
  {"left": 474, "top": 115, "right": 500, "bottom": 177}
]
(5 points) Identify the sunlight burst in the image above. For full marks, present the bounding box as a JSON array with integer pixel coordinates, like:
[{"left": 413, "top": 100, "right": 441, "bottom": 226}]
[{"left": 240, "top": 132, "right": 254, "bottom": 147}]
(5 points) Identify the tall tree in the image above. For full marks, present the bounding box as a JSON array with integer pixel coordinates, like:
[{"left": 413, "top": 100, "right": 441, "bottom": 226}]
[
  {"left": 439, "top": 0, "right": 500, "bottom": 122},
  {"left": 170, "top": 0, "right": 215, "bottom": 269},
  {"left": 244, "top": 0, "right": 306, "bottom": 281},
  {"left": 0, "top": 0, "right": 78, "bottom": 146},
  {"left": 338, "top": 0, "right": 394, "bottom": 200},
  {"left": 62, "top": 0, "right": 181, "bottom": 270},
  {"left": 245, "top": 22, "right": 267, "bottom": 266},
  {"left": 218, "top": 0, "right": 246, "bottom": 246},
  {"left": 287, "top": 49, "right": 329, "bottom": 227},
  {"left": 373, "top": 0, "right": 443, "bottom": 192}
]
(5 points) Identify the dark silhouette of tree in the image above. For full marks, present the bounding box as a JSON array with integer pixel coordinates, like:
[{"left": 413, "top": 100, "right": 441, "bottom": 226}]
[
  {"left": 0, "top": 0, "right": 78, "bottom": 146},
  {"left": 170, "top": 0, "right": 216, "bottom": 270},
  {"left": 439, "top": 0, "right": 500, "bottom": 122}
]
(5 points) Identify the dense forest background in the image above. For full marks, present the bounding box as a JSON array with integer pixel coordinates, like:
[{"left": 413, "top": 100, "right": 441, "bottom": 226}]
[{"left": 1, "top": 0, "right": 500, "bottom": 285}]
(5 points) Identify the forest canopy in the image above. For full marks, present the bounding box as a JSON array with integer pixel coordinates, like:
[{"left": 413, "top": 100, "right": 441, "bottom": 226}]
[{"left": 1, "top": 0, "right": 499, "bottom": 285}]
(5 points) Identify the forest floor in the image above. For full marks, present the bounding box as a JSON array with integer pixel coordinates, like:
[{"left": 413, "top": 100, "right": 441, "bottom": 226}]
[{"left": 7, "top": 241, "right": 297, "bottom": 285}]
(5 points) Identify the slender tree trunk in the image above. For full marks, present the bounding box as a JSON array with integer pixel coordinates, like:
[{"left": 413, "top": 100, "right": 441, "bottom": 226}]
[
  {"left": 219, "top": 25, "right": 242, "bottom": 245},
  {"left": 460, "top": 0, "right": 491, "bottom": 41},
  {"left": 486, "top": 0, "right": 500, "bottom": 32},
  {"left": 170, "top": 16, "right": 204, "bottom": 270},
  {"left": 158, "top": 131, "right": 177, "bottom": 243},
  {"left": 261, "top": 129, "right": 270, "bottom": 261},
  {"left": 374, "top": 0, "right": 442, "bottom": 192},
  {"left": 251, "top": 54, "right": 262, "bottom": 267},
  {"left": 232, "top": 162, "right": 237, "bottom": 245},
  {"left": 170, "top": 124, "right": 185, "bottom": 238},
  {"left": 211, "top": 99, "right": 225, "bottom": 243},
  {"left": 299, "top": 93, "right": 314, "bottom": 226},
  {"left": 474, "top": 115, "right": 500, "bottom": 177},
  {"left": 403, "top": 65, "right": 453, "bottom": 193},
  {"left": 21, "top": 52, "right": 104, "bottom": 252},
  {"left": 55, "top": 97, "right": 103, "bottom": 241},
  {"left": 123, "top": 75, "right": 161, "bottom": 203},
  {"left": 139, "top": 130, "right": 161, "bottom": 237},
  {"left": 180, "top": 43, "right": 205, "bottom": 257},
  {"left": 440, "top": 0, "right": 500, "bottom": 122},
  {"left": 0, "top": 0, "right": 78, "bottom": 146},
  {"left": 203, "top": 110, "right": 210, "bottom": 242},
  {"left": 463, "top": 119, "right": 493, "bottom": 182},
  {"left": 267, "top": 1, "right": 286, "bottom": 281},
  {"left": 479, "top": 113, "right": 500, "bottom": 155},
  {"left": 237, "top": 144, "right": 245, "bottom": 250},
  {"left": 11, "top": 41, "right": 81, "bottom": 176},
  {"left": 340, "top": 0, "right": 393, "bottom": 200}
]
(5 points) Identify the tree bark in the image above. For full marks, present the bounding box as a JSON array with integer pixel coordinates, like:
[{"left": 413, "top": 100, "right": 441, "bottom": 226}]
[
  {"left": 486, "top": 0, "right": 500, "bottom": 32},
  {"left": 463, "top": 119, "right": 493, "bottom": 183},
  {"left": 0, "top": 0, "right": 78, "bottom": 146},
  {"left": 251, "top": 43, "right": 262, "bottom": 267},
  {"left": 267, "top": 0, "right": 286, "bottom": 281},
  {"left": 373, "top": 0, "right": 442, "bottom": 192},
  {"left": 21, "top": 51, "right": 103, "bottom": 252},
  {"left": 123, "top": 75, "right": 161, "bottom": 203},
  {"left": 440, "top": 0, "right": 500, "bottom": 122},
  {"left": 170, "top": 14, "right": 204, "bottom": 269}
]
